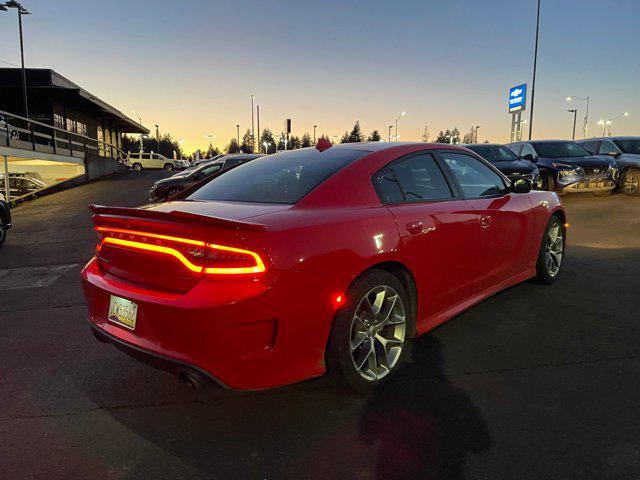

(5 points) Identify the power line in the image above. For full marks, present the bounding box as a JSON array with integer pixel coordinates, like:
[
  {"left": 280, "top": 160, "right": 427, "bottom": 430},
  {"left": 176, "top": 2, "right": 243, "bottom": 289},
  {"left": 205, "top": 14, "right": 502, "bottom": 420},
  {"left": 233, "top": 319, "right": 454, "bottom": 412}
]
[{"left": 0, "top": 58, "right": 20, "bottom": 67}]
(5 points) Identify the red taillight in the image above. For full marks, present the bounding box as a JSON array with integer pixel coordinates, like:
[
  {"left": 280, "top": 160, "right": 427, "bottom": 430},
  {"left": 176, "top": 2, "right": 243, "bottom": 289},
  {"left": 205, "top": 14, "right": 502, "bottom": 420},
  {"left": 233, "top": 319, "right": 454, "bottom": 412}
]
[{"left": 95, "top": 227, "right": 266, "bottom": 275}]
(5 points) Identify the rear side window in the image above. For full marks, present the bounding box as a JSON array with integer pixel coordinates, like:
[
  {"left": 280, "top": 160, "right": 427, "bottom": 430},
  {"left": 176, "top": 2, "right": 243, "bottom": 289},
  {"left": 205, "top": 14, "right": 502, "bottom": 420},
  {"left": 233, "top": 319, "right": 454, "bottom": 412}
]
[
  {"left": 188, "top": 148, "right": 367, "bottom": 204},
  {"left": 440, "top": 152, "right": 506, "bottom": 198},
  {"left": 375, "top": 153, "right": 452, "bottom": 203},
  {"left": 580, "top": 141, "right": 598, "bottom": 154}
]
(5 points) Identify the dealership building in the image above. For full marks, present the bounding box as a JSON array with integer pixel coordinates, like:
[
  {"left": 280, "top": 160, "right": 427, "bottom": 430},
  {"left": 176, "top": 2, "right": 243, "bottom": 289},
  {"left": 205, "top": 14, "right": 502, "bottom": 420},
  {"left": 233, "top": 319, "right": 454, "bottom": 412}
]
[{"left": 0, "top": 68, "right": 148, "bottom": 202}]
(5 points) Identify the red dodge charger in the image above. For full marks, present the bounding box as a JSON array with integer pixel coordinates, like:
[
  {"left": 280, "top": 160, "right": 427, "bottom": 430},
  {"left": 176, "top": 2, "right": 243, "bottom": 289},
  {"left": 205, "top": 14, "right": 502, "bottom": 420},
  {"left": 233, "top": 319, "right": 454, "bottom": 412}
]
[{"left": 82, "top": 142, "right": 566, "bottom": 391}]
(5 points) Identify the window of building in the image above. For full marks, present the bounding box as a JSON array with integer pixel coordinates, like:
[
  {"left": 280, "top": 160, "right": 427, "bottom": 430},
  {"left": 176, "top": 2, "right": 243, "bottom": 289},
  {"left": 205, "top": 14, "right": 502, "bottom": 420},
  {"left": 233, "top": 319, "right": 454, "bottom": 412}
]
[
  {"left": 441, "top": 152, "right": 507, "bottom": 198},
  {"left": 53, "top": 113, "right": 65, "bottom": 130}
]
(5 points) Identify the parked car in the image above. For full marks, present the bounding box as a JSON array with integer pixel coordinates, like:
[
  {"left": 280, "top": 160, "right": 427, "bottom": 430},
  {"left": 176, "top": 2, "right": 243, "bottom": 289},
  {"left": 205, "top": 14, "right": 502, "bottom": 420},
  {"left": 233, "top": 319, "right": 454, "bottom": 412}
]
[
  {"left": 82, "top": 143, "right": 565, "bottom": 392},
  {"left": 148, "top": 154, "right": 264, "bottom": 201},
  {"left": 193, "top": 153, "right": 226, "bottom": 167},
  {"left": 463, "top": 143, "right": 543, "bottom": 189},
  {"left": 507, "top": 140, "right": 618, "bottom": 195},
  {"left": 576, "top": 136, "right": 640, "bottom": 195},
  {"left": 0, "top": 173, "right": 48, "bottom": 197},
  {"left": 127, "top": 152, "right": 186, "bottom": 172},
  {"left": 0, "top": 191, "right": 11, "bottom": 246}
]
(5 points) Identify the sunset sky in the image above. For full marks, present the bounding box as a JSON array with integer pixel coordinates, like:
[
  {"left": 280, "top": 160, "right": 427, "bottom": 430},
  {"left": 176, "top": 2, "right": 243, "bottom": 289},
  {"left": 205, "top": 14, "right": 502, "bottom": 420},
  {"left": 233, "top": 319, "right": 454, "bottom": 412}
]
[{"left": 1, "top": 0, "right": 638, "bottom": 153}]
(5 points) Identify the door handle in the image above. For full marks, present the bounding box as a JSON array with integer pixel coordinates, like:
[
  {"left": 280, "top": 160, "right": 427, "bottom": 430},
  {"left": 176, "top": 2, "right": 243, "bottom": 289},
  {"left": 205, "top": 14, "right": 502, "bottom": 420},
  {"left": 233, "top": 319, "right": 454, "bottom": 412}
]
[
  {"left": 480, "top": 215, "right": 493, "bottom": 229},
  {"left": 406, "top": 222, "right": 436, "bottom": 236}
]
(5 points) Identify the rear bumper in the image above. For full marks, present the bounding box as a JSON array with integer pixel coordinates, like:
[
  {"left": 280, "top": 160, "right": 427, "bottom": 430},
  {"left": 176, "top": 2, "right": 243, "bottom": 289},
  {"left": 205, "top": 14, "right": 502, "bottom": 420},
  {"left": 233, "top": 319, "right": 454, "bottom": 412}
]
[{"left": 81, "top": 257, "right": 353, "bottom": 390}]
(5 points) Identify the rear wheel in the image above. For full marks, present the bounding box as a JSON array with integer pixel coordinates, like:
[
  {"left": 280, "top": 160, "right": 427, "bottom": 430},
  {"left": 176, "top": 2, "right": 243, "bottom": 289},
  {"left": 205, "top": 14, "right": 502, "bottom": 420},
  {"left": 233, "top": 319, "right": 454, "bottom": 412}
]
[
  {"left": 621, "top": 169, "right": 640, "bottom": 196},
  {"left": 163, "top": 163, "right": 174, "bottom": 172},
  {"left": 328, "top": 270, "right": 413, "bottom": 393},
  {"left": 534, "top": 215, "right": 565, "bottom": 284},
  {"left": 0, "top": 215, "right": 6, "bottom": 246},
  {"left": 132, "top": 163, "right": 142, "bottom": 172}
]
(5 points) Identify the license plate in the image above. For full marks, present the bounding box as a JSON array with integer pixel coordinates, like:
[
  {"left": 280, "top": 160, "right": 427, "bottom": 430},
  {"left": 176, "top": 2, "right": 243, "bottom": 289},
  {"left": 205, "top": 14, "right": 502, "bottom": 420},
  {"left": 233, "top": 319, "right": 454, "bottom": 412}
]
[{"left": 108, "top": 295, "right": 138, "bottom": 330}]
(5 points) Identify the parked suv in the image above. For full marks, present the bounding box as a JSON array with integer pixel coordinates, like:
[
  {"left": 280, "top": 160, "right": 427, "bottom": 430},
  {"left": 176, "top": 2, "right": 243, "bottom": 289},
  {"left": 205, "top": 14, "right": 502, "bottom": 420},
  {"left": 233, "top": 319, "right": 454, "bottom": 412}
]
[
  {"left": 576, "top": 137, "right": 640, "bottom": 196},
  {"left": 463, "top": 143, "right": 543, "bottom": 189},
  {"left": 148, "top": 153, "right": 264, "bottom": 201},
  {"left": 0, "top": 191, "right": 11, "bottom": 246},
  {"left": 507, "top": 140, "right": 618, "bottom": 195},
  {"left": 127, "top": 152, "right": 185, "bottom": 172}
]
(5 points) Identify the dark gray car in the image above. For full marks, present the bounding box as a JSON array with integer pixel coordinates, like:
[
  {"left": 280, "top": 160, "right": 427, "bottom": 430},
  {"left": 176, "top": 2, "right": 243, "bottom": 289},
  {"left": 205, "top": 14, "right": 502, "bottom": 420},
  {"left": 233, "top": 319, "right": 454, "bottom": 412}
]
[{"left": 576, "top": 137, "right": 640, "bottom": 195}]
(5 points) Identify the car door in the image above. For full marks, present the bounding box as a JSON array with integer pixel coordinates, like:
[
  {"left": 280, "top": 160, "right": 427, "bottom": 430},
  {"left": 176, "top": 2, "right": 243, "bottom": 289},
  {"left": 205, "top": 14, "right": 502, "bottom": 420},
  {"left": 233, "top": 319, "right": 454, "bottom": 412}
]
[
  {"left": 436, "top": 150, "right": 535, "bottom": 294},
  {"left": 374, "top": 151, "right": 482, "bottom": 321}
]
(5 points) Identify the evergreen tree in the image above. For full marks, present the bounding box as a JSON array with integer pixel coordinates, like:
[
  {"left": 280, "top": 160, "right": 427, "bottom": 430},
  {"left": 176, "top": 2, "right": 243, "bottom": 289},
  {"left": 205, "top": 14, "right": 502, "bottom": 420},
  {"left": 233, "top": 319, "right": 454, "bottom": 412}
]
[
  {"left": 340, "top": 131, "right": 350, "bottom": 143},
  {"left": 451, "top": 127, "right": 461, "bottom": 144},
  {"left": 277, "top": 132, "right": 286, "bottom": 151},
  {"left": 348, "top": 121, "right": 363, "bottom": 143},
  {"left": 288, "top": 135, "right": 301, "bottom": 149},
  {"left": 205, "top": 145, "right": 220, "bottom": 157},
  {"left": 240, "top": 129, "right": 254, "bottom": 153},
  {"left": 226, "top": 138, "right": 241, "bottom": 154},
  {"left": 301, "top": 132, "right": 312, "bottom": 148},
  {"left": 435, "top": 130, "right": 448, "bottom": 143},
  {"left": 260, "top": 128, "right": 276, "bottom": 154},
  {"left": 367, "top": 129, "right": 381, "bottom": 142}
]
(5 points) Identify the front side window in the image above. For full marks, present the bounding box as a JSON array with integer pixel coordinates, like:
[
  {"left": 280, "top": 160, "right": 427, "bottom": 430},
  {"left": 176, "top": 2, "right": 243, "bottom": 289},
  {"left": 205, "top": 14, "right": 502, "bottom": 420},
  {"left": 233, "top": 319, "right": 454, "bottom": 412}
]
[
  {"left": 599, "top": 141, "right": 620, "bottom": 155},
  {"left": 520, "top": 144, "right": 537, "bottom": 158},
  {"left": 375, "top": 153, "right": 452, "bottom": 203},
  {"left": 533, "top": 141, "right": 590, "bottom": 158},
  {"left": 440, "top": 152, "right": 506, "bottom": 198},
  {"left": 189, "top": 148, "right": 367, "bottom": 204}
]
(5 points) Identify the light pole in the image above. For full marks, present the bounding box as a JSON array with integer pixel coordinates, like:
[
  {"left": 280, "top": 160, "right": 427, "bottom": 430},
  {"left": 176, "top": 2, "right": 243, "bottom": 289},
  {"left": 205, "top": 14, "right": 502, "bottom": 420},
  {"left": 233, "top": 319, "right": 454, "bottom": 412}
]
[
  {"left": 154, "top": 124, "right": 160, "bottom": 154},
  {"left": 528, "top": 0, "right": 541, "bottom": 140},
  {"left": 313, "top": 125, "right": 317, "bottom": 144},
  {"left": 236, "top": 124, "right": 240, "bottom": 146},
  {"left": 204, "top": 133, "right": 215, "bottom": 150},
  {"left": 567, "top": 109, "right": 577, "bottom": 140},
  {"left": 1, "top": 1, "right": 31, "bottom": 119},
  {"left": 178, "top": 138, "right": 185, "bottom": 159},
  {"left": 475, "top": 125, "right": 481, "bottom": 143},
  {"left": 250, "top": 94, "right": 255, "bottom": 153},
  {"left": 566, "top": 96, "right": 590, "bottom": 138},
  {"left": 606, "top": 112, "right": 629, "bottom": 136},
  {"left": 597, "top": 120, "right": 610, "bottom": 138},
  {"left": 395, "top": 111, "right": 405, "bottom": 141},
  {"left": 263, "top": 141, "right": 269, "bottom": 154},
  {"left": 388, "top": 125, "right": 393, "bottom": 142},
  {"left": 131, "top": 110, "right": 144, "bottom": 151}
]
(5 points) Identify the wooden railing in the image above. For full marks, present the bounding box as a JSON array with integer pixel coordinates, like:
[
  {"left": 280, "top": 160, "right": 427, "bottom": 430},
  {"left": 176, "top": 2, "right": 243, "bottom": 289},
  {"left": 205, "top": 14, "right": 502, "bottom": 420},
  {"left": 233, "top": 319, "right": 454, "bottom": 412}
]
[{"left": 0, "top": 109, "right": 128, "bottom": 163}]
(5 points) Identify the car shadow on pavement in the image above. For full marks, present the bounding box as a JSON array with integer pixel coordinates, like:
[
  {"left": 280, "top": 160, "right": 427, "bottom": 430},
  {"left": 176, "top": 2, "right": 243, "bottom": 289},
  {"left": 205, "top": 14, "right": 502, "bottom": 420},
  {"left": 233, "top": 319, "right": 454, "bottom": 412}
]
[{"left": 359, "top": 335, "right": 493, "bottom": 480}]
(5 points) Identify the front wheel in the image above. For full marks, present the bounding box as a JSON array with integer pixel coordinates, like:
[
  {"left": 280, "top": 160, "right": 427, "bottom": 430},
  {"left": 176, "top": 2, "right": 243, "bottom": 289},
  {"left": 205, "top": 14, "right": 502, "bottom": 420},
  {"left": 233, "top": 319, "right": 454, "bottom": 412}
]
[
  {"left": 163, "top": 163, "right": 174, "bottom": 172},
  {"left": 328, "top": 270, "right": 413, "bottom": 393},
  {"left": 166, "top": 187, "right": 181, "bottom": 198},
  {"left": 534, "top": 215, "right": 566, "bottom": 284},
  {"left": 621, "top": 169, "right": 640, "bottom": 196}
]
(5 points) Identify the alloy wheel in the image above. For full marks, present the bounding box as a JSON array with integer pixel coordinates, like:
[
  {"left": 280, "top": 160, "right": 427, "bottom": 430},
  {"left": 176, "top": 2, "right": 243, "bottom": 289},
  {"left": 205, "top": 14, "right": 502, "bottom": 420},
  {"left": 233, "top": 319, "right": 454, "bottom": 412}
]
[
  {"left": 350, "top": 285, "right": 406, "bottom": 382},
  {"left": 623, "top": 172, "right": 639, "bottom": 194},
  {"left": 545, "top": 221, "right": 564, "bottom": 277}
]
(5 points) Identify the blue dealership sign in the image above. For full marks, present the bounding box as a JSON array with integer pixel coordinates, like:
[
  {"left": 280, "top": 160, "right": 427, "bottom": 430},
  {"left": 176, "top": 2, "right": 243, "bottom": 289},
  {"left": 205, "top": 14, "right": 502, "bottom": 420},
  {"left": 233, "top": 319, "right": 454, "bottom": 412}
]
[{"left": 508, "top": 84, "right": 527, "bottom": 113}]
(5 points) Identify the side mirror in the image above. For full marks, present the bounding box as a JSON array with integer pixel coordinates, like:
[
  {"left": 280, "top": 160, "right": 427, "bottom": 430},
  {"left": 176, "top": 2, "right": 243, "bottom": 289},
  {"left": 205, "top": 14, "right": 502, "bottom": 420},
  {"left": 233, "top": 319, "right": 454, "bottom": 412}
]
[
  {"left": 521, "top": 153, "right": 536, "bottom": 161},
  {"left": 605, "top": 151, "right": 621, "bottom": 158},
  {"left": 511, "top": 178, "right": 533, "bottom": 194}
]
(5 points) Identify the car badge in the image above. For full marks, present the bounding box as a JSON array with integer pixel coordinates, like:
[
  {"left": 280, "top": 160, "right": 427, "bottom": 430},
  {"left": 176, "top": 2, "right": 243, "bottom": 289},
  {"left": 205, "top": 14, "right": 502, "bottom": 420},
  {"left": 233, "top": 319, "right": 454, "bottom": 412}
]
[{"left": 593, "top": 168, "right": 600, "bottom": 174}]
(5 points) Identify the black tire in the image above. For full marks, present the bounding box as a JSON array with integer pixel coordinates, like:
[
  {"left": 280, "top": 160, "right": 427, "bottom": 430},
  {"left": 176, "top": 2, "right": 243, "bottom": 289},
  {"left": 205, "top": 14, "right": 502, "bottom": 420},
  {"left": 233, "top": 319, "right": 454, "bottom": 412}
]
[
  {"left": 327, "top": 269, "right": 414, "bottom": 393},
  {"left": 166, "top": 187, "right": 181, "bottom": 198},
  {"left": 132, "top": 163, "right": 142, "bottom": 172},
  {"left": 0, "top": 215, "right": 6, "bottom": 246},
  {"left": 534, "top": 215, "right": 566, "bottom": 284},
  {"left": 163, "top": 163, "right": 174, "bottom": 172},
  {"left": 621, "top": 168, "right": 640, "bottom": 196}
]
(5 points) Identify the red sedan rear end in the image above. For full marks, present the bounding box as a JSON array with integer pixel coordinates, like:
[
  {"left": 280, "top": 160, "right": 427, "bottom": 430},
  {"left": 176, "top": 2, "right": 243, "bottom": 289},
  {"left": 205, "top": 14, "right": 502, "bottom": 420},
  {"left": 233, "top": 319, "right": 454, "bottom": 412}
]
[{"left": 82, "top": 142, "right": 565, "bottom": 391}]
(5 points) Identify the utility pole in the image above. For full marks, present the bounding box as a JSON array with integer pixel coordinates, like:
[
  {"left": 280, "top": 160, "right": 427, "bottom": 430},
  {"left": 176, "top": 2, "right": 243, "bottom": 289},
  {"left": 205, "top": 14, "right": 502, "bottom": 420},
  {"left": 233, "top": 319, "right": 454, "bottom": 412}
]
[
  {"left": 1, "top": 1, "right": 31, "bottom": 118},
  {"left": 256, "top": 105, "right": 260, "bottom": 153},
  {"left": 250, "top": 94, "right": 255, "bottom": 153},
  {"left": 528, "top": 0, "right": 541, "bottom": 140},
  {"left": 567, "top": 109, "right": 577, "bottom": 140}
]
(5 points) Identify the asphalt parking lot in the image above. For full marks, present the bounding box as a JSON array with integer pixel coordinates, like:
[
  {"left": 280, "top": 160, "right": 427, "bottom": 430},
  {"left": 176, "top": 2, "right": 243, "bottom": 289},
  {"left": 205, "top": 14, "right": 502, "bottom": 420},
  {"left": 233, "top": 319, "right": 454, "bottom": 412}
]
[{"left": 1, "top": 171, "right": 639, "bottom": 480}]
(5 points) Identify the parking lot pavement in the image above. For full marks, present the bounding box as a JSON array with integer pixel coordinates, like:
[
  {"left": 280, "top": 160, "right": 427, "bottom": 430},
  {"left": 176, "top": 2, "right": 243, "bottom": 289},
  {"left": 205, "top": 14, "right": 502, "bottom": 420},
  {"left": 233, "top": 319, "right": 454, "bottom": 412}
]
[{"left": 1, "top": 176, "right": 639, "bottom": 480}]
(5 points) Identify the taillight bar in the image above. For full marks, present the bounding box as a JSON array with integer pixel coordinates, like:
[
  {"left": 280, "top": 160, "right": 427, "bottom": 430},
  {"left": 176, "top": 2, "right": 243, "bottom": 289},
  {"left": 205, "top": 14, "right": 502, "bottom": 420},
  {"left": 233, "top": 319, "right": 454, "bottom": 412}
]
[{"left": 95, "top": 226, "right": 266, "bottom": 275}]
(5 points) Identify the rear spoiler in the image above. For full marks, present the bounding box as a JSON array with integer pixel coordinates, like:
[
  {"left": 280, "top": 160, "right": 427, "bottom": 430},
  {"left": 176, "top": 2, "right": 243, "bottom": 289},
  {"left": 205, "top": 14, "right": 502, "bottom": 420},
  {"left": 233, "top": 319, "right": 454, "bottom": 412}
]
[{"left": 89, "top": 204, "right": 269, "bottom": 231}]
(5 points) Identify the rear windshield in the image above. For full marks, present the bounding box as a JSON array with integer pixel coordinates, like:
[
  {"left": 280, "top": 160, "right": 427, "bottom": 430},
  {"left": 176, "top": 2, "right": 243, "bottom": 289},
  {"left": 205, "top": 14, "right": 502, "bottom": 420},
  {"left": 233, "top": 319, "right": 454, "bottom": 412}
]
[
  {"left": 466, "top": 145, "right": 519, "bottom": 163},
  {"left": 188, "top": 148, "right": 367, "bottom": 204},
  {"left": 533, "top": 141, "right": 590, "bottom": 158}
]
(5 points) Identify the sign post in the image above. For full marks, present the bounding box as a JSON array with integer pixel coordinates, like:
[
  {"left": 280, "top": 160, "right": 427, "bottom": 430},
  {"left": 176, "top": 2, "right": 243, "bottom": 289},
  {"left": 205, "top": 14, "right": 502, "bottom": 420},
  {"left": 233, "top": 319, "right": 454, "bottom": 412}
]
[
  {"left": 508, "top": 84, "right": 527, "bottom": 142},
  {"left": 3, "top": 155, "right": 10, "bottom": 203}
]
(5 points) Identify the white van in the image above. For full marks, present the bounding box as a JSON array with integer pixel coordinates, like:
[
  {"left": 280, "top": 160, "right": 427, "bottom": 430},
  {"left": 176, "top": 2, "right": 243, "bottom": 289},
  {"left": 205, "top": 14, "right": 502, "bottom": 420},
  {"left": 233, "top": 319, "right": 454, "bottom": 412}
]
[{"left": 127, "top": 152, "right": 185, "bottom": 172}]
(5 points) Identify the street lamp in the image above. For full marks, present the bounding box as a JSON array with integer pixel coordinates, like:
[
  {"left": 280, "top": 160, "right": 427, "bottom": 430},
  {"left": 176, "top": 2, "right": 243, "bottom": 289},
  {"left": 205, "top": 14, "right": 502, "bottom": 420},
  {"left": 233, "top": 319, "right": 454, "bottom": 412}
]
[
  {"left": 566, "top": 96, "right": 590, "bottom": 138},
  {"left": 597, "top": 120, "right": 611, "bottom": 138},
  {"left": 528, "top": 0, "right": 541, "bottom": 140},
  {"left": 567, "top": 109, "right": 577, "bottom": 140},
  {"left": 236, "top": 124, "right": 240, "bottom": 145},
  {"left": 131, "top": 110, "right": 143, "bottom": 151},
  {"left": 1, "top": 1, "right": 31, "bottom": 119},
  {"left": 178, "top": 138, "right": 185, "bottom": 159},
  {"left": 250, "top": 94, "right": 255, "bottom": 152},
  {"left": 475, "top": 125, "right": 481, "bottom": 143},
  {"left": 154, "top": 124, "right": 160, "bottom": 154},
  {"left": 606, "top": 112, "right": 629, "bottom": 136},
  {"left": 313, "top": 125, "right": 317, "bottom": 144},
  {"left": 395, "top": 111, "right": 405, "bottom": 141},
  {"left": 204, "top": 133, "right": 216, "bottom": 149},
  {"left": 388, "top": 125, "right": 393, "bottom": 142}
]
